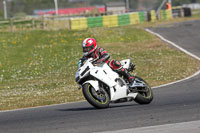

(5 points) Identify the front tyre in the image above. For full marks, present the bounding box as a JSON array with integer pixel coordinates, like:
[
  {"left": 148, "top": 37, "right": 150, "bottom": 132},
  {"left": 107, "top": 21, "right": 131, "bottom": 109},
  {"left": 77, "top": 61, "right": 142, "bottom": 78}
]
[
  {"left": 82, "top": 83, "right": 110, "bottom": 109},
  {"left": 134, "top": 76, "right": 153, "bottom": 104}
]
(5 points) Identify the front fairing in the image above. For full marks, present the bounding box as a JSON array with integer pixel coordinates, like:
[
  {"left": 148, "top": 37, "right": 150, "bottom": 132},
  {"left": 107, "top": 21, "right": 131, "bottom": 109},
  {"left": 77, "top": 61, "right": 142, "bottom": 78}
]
[{"left": 75, "top": 58, "right": 93, "bottom": 84}]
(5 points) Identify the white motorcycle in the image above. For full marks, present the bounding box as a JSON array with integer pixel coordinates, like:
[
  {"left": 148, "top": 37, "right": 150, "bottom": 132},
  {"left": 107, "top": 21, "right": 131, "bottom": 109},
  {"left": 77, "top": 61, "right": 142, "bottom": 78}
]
[{"left": 75, "top": 58, "right": 153, "bottom": 109}]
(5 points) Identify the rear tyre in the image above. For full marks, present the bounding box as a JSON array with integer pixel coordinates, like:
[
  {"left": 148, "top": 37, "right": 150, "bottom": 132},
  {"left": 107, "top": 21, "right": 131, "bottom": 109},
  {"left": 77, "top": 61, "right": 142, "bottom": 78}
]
[
  {"left": 133, "top": 76, "right": 153, "bottom": 104},
  {"left": 82, "top": 83, "right": 110, "bottom": 109}
]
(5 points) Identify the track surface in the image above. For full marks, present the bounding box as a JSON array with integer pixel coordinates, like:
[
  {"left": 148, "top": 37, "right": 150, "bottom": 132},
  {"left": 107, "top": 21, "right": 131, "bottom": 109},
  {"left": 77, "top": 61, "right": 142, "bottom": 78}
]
[{"left": 1, "top": 20, "right": 200, "bottom": 133}]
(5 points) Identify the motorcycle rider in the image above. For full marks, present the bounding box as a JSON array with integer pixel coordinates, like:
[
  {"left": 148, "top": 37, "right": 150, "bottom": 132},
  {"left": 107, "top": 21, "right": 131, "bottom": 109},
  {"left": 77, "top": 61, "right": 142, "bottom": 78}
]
[{"left": 78, "top": 38, "right": 134, "bottom": 84}]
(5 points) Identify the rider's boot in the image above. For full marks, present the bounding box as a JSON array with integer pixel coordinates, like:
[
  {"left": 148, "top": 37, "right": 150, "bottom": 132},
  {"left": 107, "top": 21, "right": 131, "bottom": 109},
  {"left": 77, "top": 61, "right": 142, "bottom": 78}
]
[
  {"left": 121, "top": 68, "right": 135, "bottom": 84},
  {"left": 118, "top": 68, "right": 135, "bottom": 94}
]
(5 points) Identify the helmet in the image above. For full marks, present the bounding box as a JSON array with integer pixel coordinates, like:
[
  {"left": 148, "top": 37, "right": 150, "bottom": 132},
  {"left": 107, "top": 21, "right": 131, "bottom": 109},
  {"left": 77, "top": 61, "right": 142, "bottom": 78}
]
[{"left": 82, "top": 38, "right": 97, "bottom": 56}]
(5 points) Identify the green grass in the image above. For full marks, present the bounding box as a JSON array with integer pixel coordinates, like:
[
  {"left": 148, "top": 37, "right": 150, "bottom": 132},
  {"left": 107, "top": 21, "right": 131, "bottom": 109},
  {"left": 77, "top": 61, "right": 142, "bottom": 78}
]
[{"left": 0, "top": 25, "right": 200, "bottom": 110}]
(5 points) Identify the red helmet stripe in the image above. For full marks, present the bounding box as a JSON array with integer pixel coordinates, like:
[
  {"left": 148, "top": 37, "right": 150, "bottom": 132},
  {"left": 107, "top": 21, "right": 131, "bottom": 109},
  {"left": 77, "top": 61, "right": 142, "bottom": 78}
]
[{"left": 82, "top": 38, "right": 97, "bottom": 56}]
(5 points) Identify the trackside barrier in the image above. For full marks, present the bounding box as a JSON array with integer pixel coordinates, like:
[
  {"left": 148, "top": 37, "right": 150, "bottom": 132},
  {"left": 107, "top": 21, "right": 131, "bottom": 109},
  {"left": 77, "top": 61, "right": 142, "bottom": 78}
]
[
  {"left": 69, "top": 9, "right": 174, "bottom": 30},
  {"left": 160, "top": 10, "right": 167, "bottom": 20},
  {"left": 70, "top": 12, "right": 144, "bottom": 30},
  {"left": 0, "top": 9, "right": 190, "bottom": 32},
  {"left": 160, "top": 10, "right": 172, "bottom": 20},
  {"left": 103, "top": 15, "right": 118, "bottom": 27},
  {"left": 129, "top": 12, "right": 140, "bottom": 24},
  {"left": 173, "top": 6, "right": 192, "bottom": 17},
  {"left": 87, "top": 16, "right": 103, "bottom": 28},
  {"left": 139, "top": 12, "right": 145, "bottom": 23},
  {"left": 150, "top": 10, "right": 156, "bottom": 22},
  {"left": 172, "top": 6, "right": 183, "bottom": 18},
  {"left": 147, "top": 10, "right": 156, "bottom": 22},
  {"left": 71, "top": 17, "right": 88, "bottom": 30},
  {"left": 166, "top": 10, "right": 172, "bottom": 20},
  {"left": 118, "top": 14, "right": 130, "bottom": 26},
  {"left": 183, "top": 8, "right": 192, "bottom": 17}
]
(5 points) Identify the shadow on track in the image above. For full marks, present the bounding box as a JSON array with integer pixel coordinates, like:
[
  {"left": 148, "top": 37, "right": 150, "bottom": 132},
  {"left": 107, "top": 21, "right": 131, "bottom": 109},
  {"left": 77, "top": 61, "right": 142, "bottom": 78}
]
[
  {"left": 58, "top": 107, "right": 96, "bottom": 112},
  {"left": 57, "top": 102, "right": 139, "bottom": 112}
]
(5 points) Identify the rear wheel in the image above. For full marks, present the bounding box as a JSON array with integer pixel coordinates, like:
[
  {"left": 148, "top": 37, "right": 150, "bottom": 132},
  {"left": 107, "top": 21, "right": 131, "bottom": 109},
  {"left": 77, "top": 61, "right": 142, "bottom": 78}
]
[
  {"left": 133, "top": 76, "right": 153, "bottom": 104},
  {"left": 82, "top": 83, "right": 110, "bottom": 109}
]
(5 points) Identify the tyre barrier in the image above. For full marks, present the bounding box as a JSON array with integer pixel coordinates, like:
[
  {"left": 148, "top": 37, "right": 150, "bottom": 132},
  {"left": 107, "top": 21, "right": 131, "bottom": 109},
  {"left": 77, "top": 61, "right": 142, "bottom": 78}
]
[
  {"left": 183, "top": 7, "right": 192, "bottom": 17},
  {"left": 70, "top": 11, "right": 147, "bottom": 30},
  {"left": 69, "top": 8, "right": 189, "bottom": 31}
]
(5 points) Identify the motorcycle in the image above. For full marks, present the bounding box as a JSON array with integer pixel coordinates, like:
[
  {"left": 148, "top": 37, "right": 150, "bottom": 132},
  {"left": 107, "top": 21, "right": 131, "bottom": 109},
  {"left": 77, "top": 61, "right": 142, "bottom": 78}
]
[{"left": 75, "top": 58, "right": 153, "bottom": 109}]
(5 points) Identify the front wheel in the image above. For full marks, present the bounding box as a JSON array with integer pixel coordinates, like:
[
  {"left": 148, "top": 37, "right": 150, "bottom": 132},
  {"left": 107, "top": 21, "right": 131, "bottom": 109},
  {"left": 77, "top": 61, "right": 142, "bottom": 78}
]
[
  {"left": 82, "top": 83, "right": 110, "bottom": 109},
  {"left": 133, "top": 76, "right": 153, "bottom": 104}
]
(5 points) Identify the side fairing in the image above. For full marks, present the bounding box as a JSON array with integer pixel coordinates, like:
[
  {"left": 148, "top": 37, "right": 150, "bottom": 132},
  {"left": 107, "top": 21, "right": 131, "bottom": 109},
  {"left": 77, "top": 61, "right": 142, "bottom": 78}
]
[{"left": 90, "top": 63, "right": 118, "bottom": 87}]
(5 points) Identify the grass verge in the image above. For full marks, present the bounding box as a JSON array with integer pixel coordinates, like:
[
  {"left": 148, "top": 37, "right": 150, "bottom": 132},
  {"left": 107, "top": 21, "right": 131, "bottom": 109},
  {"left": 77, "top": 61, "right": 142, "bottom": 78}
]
[{"left": 0, "top": 24, "right": 200, "bottom": 111}]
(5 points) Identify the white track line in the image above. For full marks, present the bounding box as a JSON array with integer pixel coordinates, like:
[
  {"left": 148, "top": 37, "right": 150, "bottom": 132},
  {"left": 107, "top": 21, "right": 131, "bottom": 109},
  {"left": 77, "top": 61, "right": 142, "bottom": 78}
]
[
  {"left": 1, "top": 29, "right": 200, "bottom": 113},
  {"left": 145, "top": 29, "right": 200, "bottom": 89},
  {"left": 145, "top": 28, "right": 200, "bottom": 89},
  {"left": 152, "top": 69, "right": 200, "bottom": 89},
  {"left": 145, "top": 29, "right": 200, "bottom": 61}
]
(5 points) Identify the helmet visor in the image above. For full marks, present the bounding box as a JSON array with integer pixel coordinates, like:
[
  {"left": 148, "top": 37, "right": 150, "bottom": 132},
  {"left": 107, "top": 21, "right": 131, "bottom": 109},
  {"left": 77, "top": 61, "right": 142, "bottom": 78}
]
[
  {"left": 83, "top": 44, "right": 94, "bottom": 53},
  {"left": 83, "top": 47, "right": 92, "bottom": 53}
]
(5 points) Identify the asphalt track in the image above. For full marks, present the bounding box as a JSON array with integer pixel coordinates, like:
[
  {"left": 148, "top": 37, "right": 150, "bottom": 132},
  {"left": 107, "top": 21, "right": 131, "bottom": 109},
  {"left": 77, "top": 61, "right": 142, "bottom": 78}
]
[{"left": 1, "top": 20, "right": 200, "bottom": 133}]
